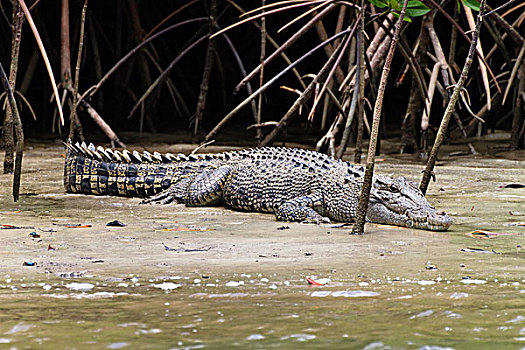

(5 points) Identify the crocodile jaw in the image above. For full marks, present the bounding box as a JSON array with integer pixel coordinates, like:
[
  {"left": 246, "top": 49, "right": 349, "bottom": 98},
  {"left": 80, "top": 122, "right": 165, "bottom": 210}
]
[
  {"left": 364, "top": 175, "right": 453, "bottom": 231},
  {"left": 367, "top": 201, "right": 453, "bottom": 231}
]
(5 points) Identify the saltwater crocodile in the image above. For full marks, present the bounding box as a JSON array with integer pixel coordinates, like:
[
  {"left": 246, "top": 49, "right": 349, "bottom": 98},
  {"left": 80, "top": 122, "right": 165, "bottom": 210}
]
[{"left": 64, "top": 141, "right": 452, "bottom": 231}]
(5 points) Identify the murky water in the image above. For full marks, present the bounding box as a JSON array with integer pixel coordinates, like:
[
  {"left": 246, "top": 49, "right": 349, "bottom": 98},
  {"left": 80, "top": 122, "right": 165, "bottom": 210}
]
[
  {"left": 0, "top": 273, "right": 524, "bottom": 349},
  {"left": 0, "top": 140, "right": 524, "bottom": 349}
]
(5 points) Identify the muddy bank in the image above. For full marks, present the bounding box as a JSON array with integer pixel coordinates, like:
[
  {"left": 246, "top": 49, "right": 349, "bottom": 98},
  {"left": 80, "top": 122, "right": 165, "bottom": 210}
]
[
  {"left": 0, "top": 139, "right": 523, "bottom": 280},
  {"left": 0, "top": 139, "right": 524, "bottom": 349}
]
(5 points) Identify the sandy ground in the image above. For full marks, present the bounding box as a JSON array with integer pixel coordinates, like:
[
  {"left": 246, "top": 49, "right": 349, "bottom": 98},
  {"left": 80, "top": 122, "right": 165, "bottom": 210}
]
[{"left": 0, "top": 138, "right": 523, "bottom": 282}]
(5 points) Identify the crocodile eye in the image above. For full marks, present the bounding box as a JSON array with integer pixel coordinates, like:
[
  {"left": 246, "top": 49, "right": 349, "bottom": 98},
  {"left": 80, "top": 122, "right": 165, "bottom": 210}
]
[{"left": 390, "top": 184, "right": 400, "bottom": 192}]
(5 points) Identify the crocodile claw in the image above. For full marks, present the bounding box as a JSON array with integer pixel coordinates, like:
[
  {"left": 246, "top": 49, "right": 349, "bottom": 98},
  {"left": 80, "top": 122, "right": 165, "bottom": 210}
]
[
  {"left": 301, "top": 216, "right": 331, "bottom": 225},
  {"left": 141, "top": 189, "right": 176, "bottom": 205}
]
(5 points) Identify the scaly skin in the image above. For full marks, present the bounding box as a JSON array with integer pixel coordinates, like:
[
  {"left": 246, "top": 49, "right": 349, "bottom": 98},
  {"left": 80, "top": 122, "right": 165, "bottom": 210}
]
[{"left": 64, "top": 141, "right": 453, "bottom": 231}]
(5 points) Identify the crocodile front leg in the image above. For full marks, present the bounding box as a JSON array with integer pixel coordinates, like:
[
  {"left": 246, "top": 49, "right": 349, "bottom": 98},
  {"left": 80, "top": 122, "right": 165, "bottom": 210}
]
[{"left": 274, "top": 193, "right": 330, "bottom": 224}]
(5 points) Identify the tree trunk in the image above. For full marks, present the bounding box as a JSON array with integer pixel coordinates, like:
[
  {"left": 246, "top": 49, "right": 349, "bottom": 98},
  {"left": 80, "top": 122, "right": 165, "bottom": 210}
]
[
  {"left": 420, "top": 0, "right": 487, "bottom": 194},
  {"left": 510, "top": 55, "right": 524, "bottom": 150},
  {"left": 194, "top": 0, "right": 217, "bottom": 137},
  {"left": 126, "top": 0, "right": 157, "bottom": 133},
  {"left": 400, "top": 14, "right": 431, "bottom": 153},
  {"left": 352, "top": 0, "right": 409, "bottom": 234},
  {"left": 2, "top": 2, "right": 24, "bottom": 174}
]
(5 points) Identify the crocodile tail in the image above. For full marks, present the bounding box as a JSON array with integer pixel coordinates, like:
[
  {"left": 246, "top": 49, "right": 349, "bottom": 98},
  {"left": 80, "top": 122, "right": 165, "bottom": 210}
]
[{"left": 64, "top": 140, "right": 173, "bottom": 197}]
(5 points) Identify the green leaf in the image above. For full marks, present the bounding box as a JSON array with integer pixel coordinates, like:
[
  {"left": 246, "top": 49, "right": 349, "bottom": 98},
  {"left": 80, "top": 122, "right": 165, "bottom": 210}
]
[
  {"left": 405, "top": 0, "right": 431, "bottom": 17},
  {"left": 392, "top": 11, "right": 413, "bottom": 22},
  {"left": 405, "top": 8, "right": 429, "bottom": 17},
  {"left": 462, "top": 0, "right": 480, "bottom": 11},
  {"left": 368, "top": 0, "right": 389, "bottom": 8},
  {"left": 389, "top": 0, "right": 401, "bottom": 11}
]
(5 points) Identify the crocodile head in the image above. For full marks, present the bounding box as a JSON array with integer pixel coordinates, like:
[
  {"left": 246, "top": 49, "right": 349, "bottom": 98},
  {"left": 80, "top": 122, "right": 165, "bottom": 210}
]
[{"left": 366, "top": 175, "right": 452, "bottom": 231}]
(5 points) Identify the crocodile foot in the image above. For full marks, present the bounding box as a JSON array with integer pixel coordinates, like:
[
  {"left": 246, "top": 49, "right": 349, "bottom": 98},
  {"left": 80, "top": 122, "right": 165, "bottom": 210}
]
[
  {"left": 140, "top": 186, "right": 185, "bottom": 205},
  {"left": 301, "top": 216, "right": 331, "bottom": 224}
]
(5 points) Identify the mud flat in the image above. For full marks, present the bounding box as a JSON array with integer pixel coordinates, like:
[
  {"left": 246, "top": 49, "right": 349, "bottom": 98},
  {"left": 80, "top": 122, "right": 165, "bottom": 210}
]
[{"left": 0, "top": 140, "right": 523, "bottom": 349}]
